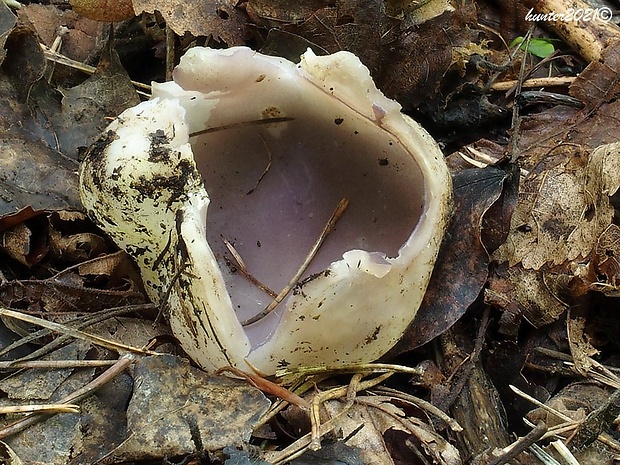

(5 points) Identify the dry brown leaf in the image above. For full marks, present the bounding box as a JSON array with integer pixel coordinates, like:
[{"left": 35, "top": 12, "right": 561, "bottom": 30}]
[
  {"left": 485, "top": 266, "right": 568, "bottom": 333},
  {"left": 2, "top": 25, "right": 46, "bottom": 101},
  {"left": 1, "top": 223, "right": 41, "bottom": 267},
  {"left": 0, "top": 24, "right": 127, "bottom": 218},
  {"left": 592, "top": 224, "right": 620, "bottom": 295},
  {"left": 0, "top": 352, "right": 101, "bottom": 465},
  {"left": 132, "top": 0, "right": 247, "bottom": 45},
  {"left": 248, "top": 0, "right": 385, "bottom": 75},
  {"left": 17, "top": 4, "right": 108, "bottom": 68},
  {"left": 57, "top": 39, "right": 140, "bottom": 157},
  {"left": 0, "top": 140, "right": 81, "bottom": 218},
  {"left": 289, "top": 0, "right": 383, "bottom": 74},
  {"left": 485, "top": 144, "right": 620, "bottom": 330},
  {"left": 323, "top": 396, "right": 461, "bottom": 465},
  {"left": 378, "top": 2, "right": 478, "bottom": 110},
  {"left": 323, "top": 398, "right": 400, "bottom": 465},
  {"left": 389, "top": 165, "right": 518, "bottom": 354},
  {"left": 0, "top": 340, "right": 91, "bottom": 401},
  {"left": 70, "top": 0, "right": 134, "bottom": 22},
  {"left": 99, "top": 355, "right": 270, "bottom": 463},
  {"left": 567, "top": 312, "right": 599, "bottom": 376},
  {"left": 86, "top": 317, "right": 172, "bottom": 350},
  {"left": 525, "top": 382, "right": 608, "bottom": 428},
  {"left": 514, "top": 102, "right": 620, "bottom": 174},
  {"left": 385, "top": 0, "right": 453, "bottom": 28},
  {"left": 75, "top": 250, "right": 144, "bottom": 291},
  {"left": 0, "top": 2, "right": 16, "bottom": 65},
  {"left": 0, "top": 210, "right": 119, "bottom": 274},
  {"left": 48, "top": 229, "right": 106, "bottom": 263},
  {"left": 569, "top": 40, "right": 620, "bottom": 108},
  {"left": 493, "top": 143, "right": 620, "bottom": 270},
  {"left": 1, "top": 352, "right": 269, "bottom": 464},
  {"left": 0, "top": 267, "right": 146, "bottom": 317},
  {"left": 525, "top": 382, "right": 620, "bottom": 465},
  {"left": 245, "top": 0, "right": 332, "bottom": 26}
]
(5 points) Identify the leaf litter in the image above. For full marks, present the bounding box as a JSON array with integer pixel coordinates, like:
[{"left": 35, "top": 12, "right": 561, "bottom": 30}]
[{"left": 0, "top": 0, "right": 618, "bottom": 464}]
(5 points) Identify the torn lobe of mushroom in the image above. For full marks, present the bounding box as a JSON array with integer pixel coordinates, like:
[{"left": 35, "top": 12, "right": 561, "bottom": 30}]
[{"left": 79, "top": 46, "right": 452, "bottom": 374}]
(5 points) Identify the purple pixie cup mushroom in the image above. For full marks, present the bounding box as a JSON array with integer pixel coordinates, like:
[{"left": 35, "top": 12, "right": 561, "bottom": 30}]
[{"left": 79, "top": 47, "right": 452, "bottom": 374}]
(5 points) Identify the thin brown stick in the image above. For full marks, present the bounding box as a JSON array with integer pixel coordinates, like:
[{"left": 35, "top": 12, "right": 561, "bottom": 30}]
[
  {"left": 0, "top": 359, "right": 116, "bottom": 370},
  {"left": 40, "top": 44, "right": 152, "bottom": 94},
  {"left": 484, "top": 421, "right": 547, "bottom": 465},
  {"left": 221, "top": 236, "right": 277, "bottom": 298},
  {"left": 247, "top": 134, "right": 273, "bottom": 195},
  {"left": 221, "top": 235, "right": 247, "bottom": 271},
  {"left": 490, "top": 76, "right": 575, "bottom": 91},
  {"left": 509, "top": 27, "right": 534, "bottom": 163},
  {"left": 241, "top": 198, "right": 349, "bottom": 326},
  {"left": 0, "top": 307, "right": 156, "bottom": 356},
  {"left": 215, "top": 366, "right": 310, "bottom": 409},
  {"left": 188, "top": 117, "right": 295, "bottom": 138},
  {"left": 511, "top": 384, "right": 574, "bottom": 423},
  {"left": 165, "top": 24, "right": 175, "bottom": 82},
  {"left": 0, "top": 354, "right": 133, "bottom": 440},
  {"left": 310, "top": 373, "right": 362, "bottom": 450},
  {"left": 276, "top": 362, "right": 424, "bottom": 379},
  {"left": 0, "top": 404, "right": 80, "bottom": 415},
  {"left": 374, "top": 386, "right": 463, "bottom": 432},
  {"left": 227, "top": 258, "right": 278, "bottom": 298},
  {"left": 0, "top": 303, "right": 157, "bottom": 361},
  {"left": 268, "top": 372, "right": 393, "bottom": 461}
]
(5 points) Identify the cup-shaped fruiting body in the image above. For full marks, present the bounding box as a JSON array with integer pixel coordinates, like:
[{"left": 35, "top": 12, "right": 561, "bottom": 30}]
[{"left": 79, "top": 47, "right": 452, "bottom": 374}]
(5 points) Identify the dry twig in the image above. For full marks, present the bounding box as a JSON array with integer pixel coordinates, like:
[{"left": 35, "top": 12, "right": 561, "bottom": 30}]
[{"left": 242, "top": 198, "right": 349, "bottom": 326}]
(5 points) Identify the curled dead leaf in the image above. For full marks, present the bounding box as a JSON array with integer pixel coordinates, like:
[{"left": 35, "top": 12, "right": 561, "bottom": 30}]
[
  {"left": 321, "top": 396, "right": 462, "bottom": 465},
  {"left": 493, "top": 143, "right": 620, "bottom": 270},
  {"left": 0, "top": 221, "right": 47, "bottom": 267},
  {"left": 132, "top": 0, "right": 247, "bottom": 45},
  {"left": 70, "top": 0, "right": 134, "bottom": 22},
  {"left": 388, "top": 165, "right": 518, "bottom": 354},
  {"left": 485, "top": 265, "right": 569, "bottom": 334},
  {"left": 592, "top": 224, "right": 620, "bottom": 295}
]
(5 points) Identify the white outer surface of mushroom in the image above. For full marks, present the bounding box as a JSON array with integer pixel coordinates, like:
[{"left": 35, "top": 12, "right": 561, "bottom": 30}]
[{"left": 79, "top": 47, "right": 452, "bottom": 374}]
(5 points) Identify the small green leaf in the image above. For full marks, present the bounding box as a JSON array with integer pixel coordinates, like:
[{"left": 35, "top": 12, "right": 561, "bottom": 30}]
[{"left": 509, "top": 36, "right": 556, "bottom": 58}]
